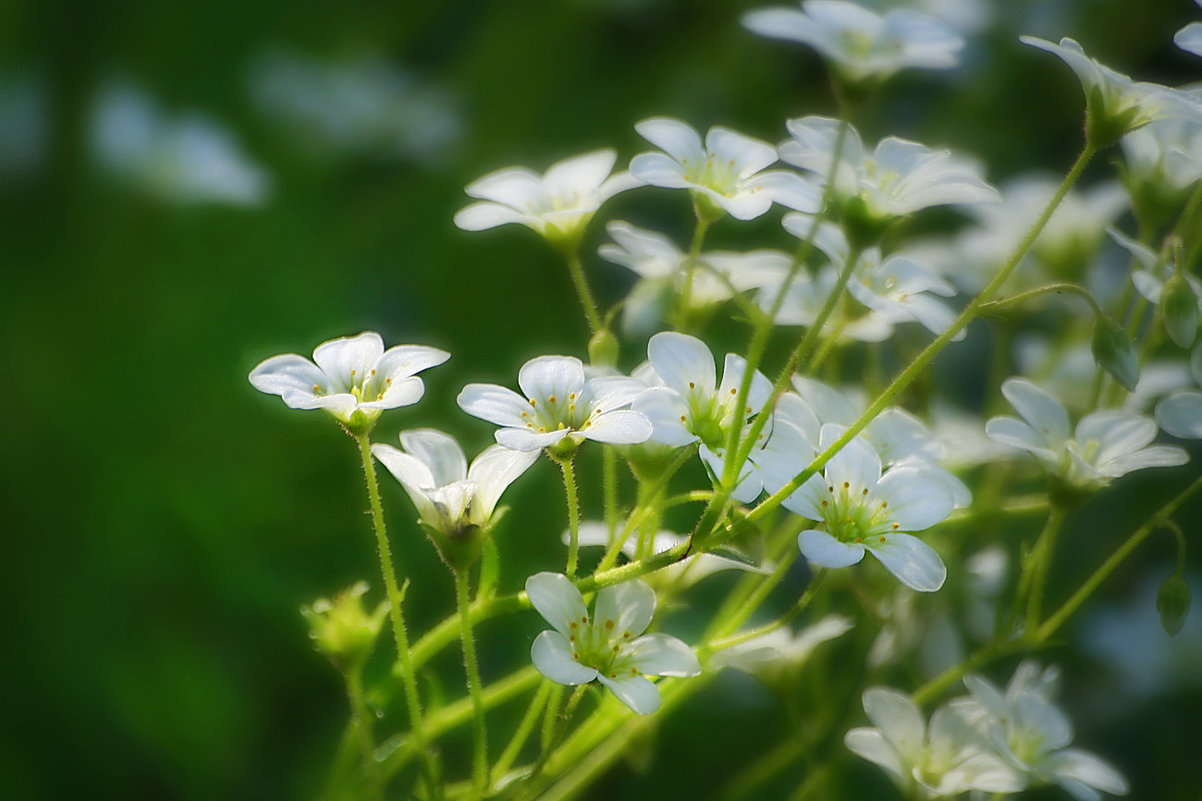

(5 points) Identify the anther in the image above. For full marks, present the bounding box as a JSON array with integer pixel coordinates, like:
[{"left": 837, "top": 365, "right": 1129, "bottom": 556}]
[
  {"left": 548, "top": 395, "right": 557, "bottom": 403},
  {"left": 688, "top": 382, "right": 695, "bottom": 389},
  {"left": 605, "top": 620, "right": 614, "bottom": 629},
  {"left": 843, "top": 481, "right": 850, "bottom": 489},
  {"left": 892, "top": 523, "right": 900, "bottom": 529}
]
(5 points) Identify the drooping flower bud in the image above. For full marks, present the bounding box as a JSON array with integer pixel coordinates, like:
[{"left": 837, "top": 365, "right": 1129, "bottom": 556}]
[
  {"left": 1091, "top": 315, "right": 1139, "bottom": 391},
  {"left": 1157, "top": 574, "right": 1191, "bottom": 636},
  {"left": 1161, "top": 272, "right": 1199, "bottom": 348}
]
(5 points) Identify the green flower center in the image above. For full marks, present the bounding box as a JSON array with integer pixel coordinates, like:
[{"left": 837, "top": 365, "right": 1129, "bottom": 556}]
[
  {"left": 566, "top": 614, "right": 642, "bottom": 681},
  {"left": 820, "top": 479, "right": 898, "bottom": 544}
]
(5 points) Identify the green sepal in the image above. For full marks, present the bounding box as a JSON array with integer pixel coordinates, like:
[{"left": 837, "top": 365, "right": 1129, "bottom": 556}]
[
  {"left": 588, "top": 327, "right": 621, "bottom": 368},
  {"left": 1161, "top": 272, "right": 1199, "bottom": 348},
  {"left": 709, "top": 511, "right": 767, "bottom": 569},
  {"left": 1090, "top": 314, "right": 1140, "bottom": 391}
]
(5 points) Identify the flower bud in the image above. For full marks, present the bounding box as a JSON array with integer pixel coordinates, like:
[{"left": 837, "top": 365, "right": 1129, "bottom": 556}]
[
  {"left": 1157, "top": 574, "right": 1191, "bottom": 636},
  {"left": 301, "top": 582, "right": 388, "bottom": 671},
  {"left": 587, "top": 327, "right": 620, "bottom": 368},
  {"left": 1161, "top": 272, "right": 1199, "bottom": 348},
  {"left": 1091, "top": 315, "right": 1139, "bottom": 392}
]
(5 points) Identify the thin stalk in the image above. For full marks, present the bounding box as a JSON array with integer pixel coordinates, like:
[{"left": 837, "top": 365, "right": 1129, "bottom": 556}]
[
  {"left": 345, "top": 669, "right": 382, "bottom": 801},
  {"left": 674, "top": 213, "right": 712, "bottom": 330},
  {"left": 354, "top": 432, "right": 439, "bottom": 797},
  {"left": 708, "top": 568, "right": 825, "bottom": 653},
  {"left": 564, "top": 251, "right": 603, "bottom": 334},
  {"left": 454, "top": 567, "right": 488, "bottom": 796},
  {"left": 492, "top": 681, "right": 552, "bottom": 785},
  {"left": 602, "top": 447, "right": 619, "bottom": 546},
  {"left": 557, "top": 455, "right": 582, "bottom": 578},
  {"left": 1036, "top": 474, "right": 1202, "bottom": 641},
  {"left": 1024, "top": 505, "right": 1067, "bottom": 634}
]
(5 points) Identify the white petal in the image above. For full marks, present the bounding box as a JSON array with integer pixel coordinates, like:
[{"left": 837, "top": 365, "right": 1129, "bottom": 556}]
[
  {"left": 627, "top": 632, "right": 702, "bottom": 677},
  {"left": 798, "top": 529, "right": 866, "bottom": 568},
  {"left": 531, "top": 630, "right": 598, "bottom": 685},
  {"left": 376, "top": 344, "right": 451, "bottom": 382},
  {"left": 628, "top": 152, "right": 691, "bottom": 188},
  {"left": 1001, "top": 377, "right": 1069, "bottom": 447},
  {"left": 985, "top": 415, "right": 1059, "bottom": 462},
  {"left": 526, "top": 572, "right": 588, "bottom": 637},
  {"left": 597, "top": 673, "right": 661, "bottom": 714},
  {"left": 750, "top": 169, "right": 821, "bottom": 213},
  {"left": 862, "top": 687, "right": 925, "bottom": 764},
  {"left": 518, "top": 355, "right": 587, "bottom": 404},
  {"left": 453, "top": 201, "right": 534, "bottom": 231},
  {"left": 1096, "top": 444, "right": 1188, "bottom": 477},
  {"left": 463, "top": 166, "right": 543, "bottom": 206},
  {"left": 457, "top": 383, "right": 532, "bottom": 428},
  {"left": 844, "top": 728, "right": 905, "bottom": 782},
  {"left": 465, "top": 444, "right": 539, "bottom": 523},
  {"left": 594, "top": 580, "right": 656, "bottom": 639},
  {"left": 495, "top": 426, "right": 569, "bottom": 452},
  {"left": 1075, "top": 410, "right": 1155, "bottom": 465},
  {"left": 248, "top": 353, "right": 326, "bottom": 407},
  {"left": 631, "top": 387, "right": 698, "bottom": 447},
  {"left": 647, "top": 331, "right": 717, "bottom": 395},
  {"left": 718, "top": 353, "right": 772, "bottom": 415},
  {"left": 312, "top": 331, "right": 384, "bottom": 389},
  {"left": 371, "top": 444, "right": 439, "bottom": 522},
  {"left": 543, "top": 149, "right": 617, "bottom": 197},
  {"left": 1176, "top": 22, "right": 1202, "bottom": 58},
  {"left": 398, "top": 428, "right": 467, "bottom": 485},
  {"left": 1045, "top": 749, "right": 1129, "bottom": 796},
  {"left": 634, "top": 117, "right": 705, "bottom": 165},
  {"left": 582, "top": 409, "right": 654, "bottom": 444},
  {"left": 873, "top": 464, "right": 955, "bottom": 531},
  {"left": 866, "top": 533, "right": 947, "bottom": 592},
  {"left": 366, "top": 376, "right": 426, "bottom": 410},
  {"left": 1156, "top": 390, "right": 1202, "bottom": 438},
  {"left": 820, "top": 424, "right": 882, "bottom": 492}
]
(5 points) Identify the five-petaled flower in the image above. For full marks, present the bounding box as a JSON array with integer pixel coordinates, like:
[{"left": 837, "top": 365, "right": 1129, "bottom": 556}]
[
  {"left": 785, "top": 423, "right": 952, "bottom": 592},
  {"left": 248, "top": 331, "right": 449, "bottom": 432},
  {"left": 630, "top": 117, "right": 819, "bottom": 220},
  {"left": 458, "top": 355, "right": 652, "bottom": 454},
  {"left": 526, "top": 572, "right": 701, "bottom": 714},
  {"left": 453, "top": 148, "right": 639, "bottom": 246}
]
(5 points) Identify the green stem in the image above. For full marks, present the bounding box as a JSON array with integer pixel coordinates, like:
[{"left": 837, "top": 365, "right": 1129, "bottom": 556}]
[
  {"left": 602, "top": 447, "right": 619, "bottom": 547},
  {"left": 454, "top": 567, "right": 488, "bottom": 796},
  {"left": 354, "top": 432, "right": 440, "bottom": 798},
  {"left": 564, "top": 251, "right": 603, "bottom": 335},
  {"left": 345, "top": 669, "right": 382, "bottom": 801},
  {"left": 1036, "top": 474, "right": 1202, "bottom": 641},
  {"left": 492, "top": 681, "right": 552, "bottom": 786},
  {"left": 708, "top": 568, "right": 825, "bottom": 653},
  {"left": 747, "top": 142, "right": 1099, "bottom": 528},
  {"left": 1024, "top": 505, "right": 1067, "bottom": 635},
  {"left": 675, "top": 213, "right": 712, "bottom": 330},
  {"left": 557, "top": 455, "right": 581, "bottom": 578},
  {"left": 978, "top": 281, "right": 1104, "bottom": 317}
]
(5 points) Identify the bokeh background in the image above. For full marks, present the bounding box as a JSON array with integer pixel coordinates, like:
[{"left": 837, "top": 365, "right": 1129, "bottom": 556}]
[{"left": 4, "top": 0, "right": 1202, "bottom": 798}]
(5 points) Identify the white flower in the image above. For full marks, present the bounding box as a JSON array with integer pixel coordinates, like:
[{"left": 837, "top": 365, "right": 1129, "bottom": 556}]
[
  {"left": 458, "top": 355, "right": 652, "bottom": 453},
  {"left": 755, "top": 261, "right": 900, "bottom": 341},
  {"left": 598, "top": 220, "right": 791, "bottom": 335},
  {"left": 779, "top": 116, "right": 997, "bottom": 231},
  {"left": 371, "top": 429, "right": 537, "bottom": 536},
  {"left": 453, "top": 149, "right": 638, "bottom": 243},
  {"left": 632, "top": 332, "right": 773, "bottom": 501},
  {"left": 1021, "top": 36, "right": 1202, "bottom": 145},
  {"left": 985, "top": 377, "right": 1188, "bottom": 488},
  {"left": 569, "top": 522, "right": 773, "bottom": 587},
  {"left": 249, "top": 331, "right": 450, "bottom": 429},
  {"left": 92, "top": 81, "right": 270, "bottom": 206},
  {"left": 845, "top": 687, "right": 1024, "bottom": 797},
  {"left": 1121, "top": 108, "right": 1202, "bottom": 196},
  {"left": 742, "top": 1, "right": 964, "bottom": 85},
  {"left": 788, "top": 216, "right": 960, "bottom": 335},
  {"left": 630, "top": 117, "right": 820, "bottom": 220},
  {"left": 786, "top": 424, "right": 952, "bottom": 592},
  {"left": 525, "top": 572, "right": 701, "bottom": 714},
  {"left": 961, "top": 664, "right": 1130, "bottom": 801},
  {"left": 711, "top": 614, "right": 853, "bottom": 675}
]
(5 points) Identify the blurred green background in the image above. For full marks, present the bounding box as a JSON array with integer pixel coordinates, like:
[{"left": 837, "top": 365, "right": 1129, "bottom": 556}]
[{"left": 3, "top": 0, "right": 1202, "bottom": 798}]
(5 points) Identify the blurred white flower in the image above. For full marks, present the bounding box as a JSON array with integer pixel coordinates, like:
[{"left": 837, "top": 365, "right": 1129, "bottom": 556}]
[
  {"left": 962, "top": 664, "right": 1130, "bottom": 801},
  {"left": 454, "top": 149, "right": 638, "bottom": 244},
  {"left": 742, "top": 1, "right": 964, "bottom": 85},
  {"left": 526, "top": 572, "right": 700, "bottom": 714},
  {"left": 1120, "top": 107, "right": 1202, "bottom": 196},
  {"left": 630, "top": 117, "right": 819, "bottom": 220},
  {"left": 249, "top": 331, "right": 449, "bottom": 430},
  {"left": 845, "top": 687, "right": 1024, "bottom": 797},
  {"left": 248, "top": 49, "right": 462, "bottom": 162},
  {"left": 1175, "top": 2, "right": 1202, "bottom": 58},
  {"left": 91, "top": 81, "right": 270, "bottom": 206},
  {"left": 780, "top": 116, "right": 997, "bottom": 235},
  {"left": 712, "top": 614, "right": 853, "bottom": 674},
  {"left": 1156, "top": 344, "right": 1202, "bottom": 438},
  {"left": 569, "top": 522, "right": 773, "bottom": 587},
  {"left": 458, "top": 355, "right": 651, "bottom": 453},
  {"left": 372, "top": 429, "right": 537, "bottom": 536},
  {"left": 986, "top": 377, "right": 1188, "bottom": 487}
]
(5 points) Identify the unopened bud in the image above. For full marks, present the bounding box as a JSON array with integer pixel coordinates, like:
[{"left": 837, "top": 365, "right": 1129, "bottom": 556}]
[
  {"left": 1091, "top": 315, "right": 1139, "bottom": 392},
  {"left": 1161, "top": 273, "right": 1199, "bottom": 348},
  {"left": 588, "top": 328, "right": 620, "bottom": 367},
  {"left": 301, "top": 581, "right": 388, "bottom": 671},
  {"left": 1157, "top": 574, "right": 1191, "bottom": 636}
]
